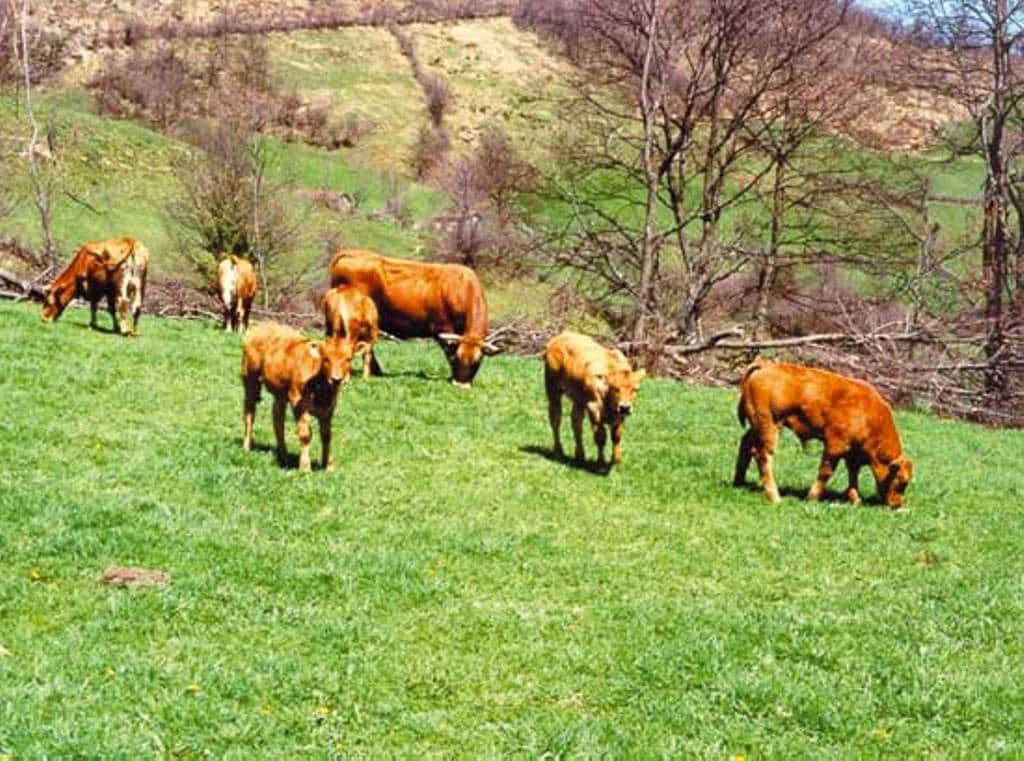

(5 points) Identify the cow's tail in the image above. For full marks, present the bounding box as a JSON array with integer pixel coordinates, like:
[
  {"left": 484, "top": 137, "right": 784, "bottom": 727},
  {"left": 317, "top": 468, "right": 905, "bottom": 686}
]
[{"left": 736, "top": 359, "right": 766, "bottom": 427}]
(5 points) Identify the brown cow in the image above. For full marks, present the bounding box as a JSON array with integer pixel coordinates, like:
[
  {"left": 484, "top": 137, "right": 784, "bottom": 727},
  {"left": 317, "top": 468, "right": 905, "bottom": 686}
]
[
  {"left": 544, "top": 331, "right": 647, "bottom": 468},
  {"left": 324, "top": 285, "right": 380, "bottom": 379},
  {"left": 216, "top": 255, "right": 258, "bottom": 333},
  {"left": 241, "top": 323, "right": 356, "bottom": 472},
  {"left": 328, "top": 249, "right": 500, "bottom": 387},
  {"left": 41, "top": 237, "right": 150, "bottom": 335},
  {"left": 734, "top": 360, "right": 914, "bottom": 508}
]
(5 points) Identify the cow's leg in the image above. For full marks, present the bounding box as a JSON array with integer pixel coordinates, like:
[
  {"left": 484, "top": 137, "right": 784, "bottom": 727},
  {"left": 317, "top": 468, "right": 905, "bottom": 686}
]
[
  {"left": 610, "top": 420, "right": 625, "bottom": 466},
  {"left": 361, "top": 344, "right": 373, "bottom": 379},
  {"left": 116, "top": 295, "right": 132, "bottom": 335},
  {"left": 272, "top": 397, "right": 288, "bottom": 466},
  {"left": 808, "top": 451, "right": 840, "bottom": 501},
  {"left": 546, "top": 377, "right": 564, "bottom": 458},
  {"left": 753, "top": 424, "right": 781, "bottom": 504},
  {"left": 590, "top": 409, "right": 607, "bottom": 466},
  {"left": 733, "top": 429, "right": 758, "bottom": 486},
  {"left": 223, "top": 306, "right": 231, "bottom": 332},
  {"left": 294, "top": 409, "right": 313, "bottom": 473},
  {"left": 845, "top": 455, "right": 863, "bottom": 505},
  {"left": 133, "top": 273, "right": 146, "bottom": 335},
  {"left": 570, "top": 403, "right": 586, "bottom": 463},
  {"left": 242, "top": 375, "right": 260, "bottom": 451},
  {"left": 369, "top": 348, "right": 384, "bottom": 377},
  {"left": 89, "top": 297, "right": 99, "bottom": 329},
  {"left": 319, "top": 414, "right": 334, "bottom": 472},
  {"left": 106, "top": 293, "right": 120, "bottom": 333}
]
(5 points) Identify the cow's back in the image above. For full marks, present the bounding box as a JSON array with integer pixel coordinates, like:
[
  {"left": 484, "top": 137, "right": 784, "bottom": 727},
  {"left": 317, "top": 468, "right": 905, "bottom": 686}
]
[
  {"left": 546, "top": 331, "right": 612, "bottom": 394},
  {"left": 329, "top": 250, "right": 385, "bottom": 294},
  {"left": 235, "top": 256, "right": 258, "bottom": 300},
  {"left": 741, "top": 361, "right": 897, "bottom": 446}
]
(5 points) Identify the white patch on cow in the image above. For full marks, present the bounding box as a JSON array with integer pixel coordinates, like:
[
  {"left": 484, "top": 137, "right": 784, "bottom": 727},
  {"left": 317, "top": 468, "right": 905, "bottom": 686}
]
[
  {"left": 308, "top": 344, "right": 321, "bottom": 359},
  {"left": 220, "top": 259, "right": 237, "bottom": 310},
  {"left": 339, "top": 297, "right": 351, "bottom": 339}
]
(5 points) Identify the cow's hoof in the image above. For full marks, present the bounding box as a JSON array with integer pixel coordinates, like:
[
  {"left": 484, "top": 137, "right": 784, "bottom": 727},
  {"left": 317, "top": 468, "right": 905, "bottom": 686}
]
[{"left": 451, "top": 380, "right": 472, "bottom": 390}]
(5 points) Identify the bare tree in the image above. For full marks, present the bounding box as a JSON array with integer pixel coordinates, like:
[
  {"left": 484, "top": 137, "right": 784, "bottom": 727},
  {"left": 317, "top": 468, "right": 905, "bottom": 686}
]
[
  {"left": 166, "top": 125, "right": 302, "bottom": 306},
  {"left": 432, "top": 125, "right": 537, "bottom": 266},
  {"left": 9, "top": 0, "right": 57, "bottom": 268},
  {"left": 904, "top": 0, "right": 1024, "bottom": 393},
  {"left": 537, "top": 0, "right": 854, "bottom": 343}
]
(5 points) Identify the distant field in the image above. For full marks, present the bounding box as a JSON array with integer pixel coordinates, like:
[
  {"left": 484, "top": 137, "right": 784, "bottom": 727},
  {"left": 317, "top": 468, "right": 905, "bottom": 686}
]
[{"left": 1, "top": 301, "right": 1021, "bottom": 756}]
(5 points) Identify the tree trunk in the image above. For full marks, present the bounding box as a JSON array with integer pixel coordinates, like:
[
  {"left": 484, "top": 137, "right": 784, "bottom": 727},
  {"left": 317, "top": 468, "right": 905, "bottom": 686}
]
[
  {"left": 631, "top": 0, "right": 661, "bottom": 346},
  {"left": 16, "top": 0, "right": 58, "bottom": 269},
  {"left": 981, "top": 0, "right": 1011, "bottom": 395},
  {"left": 753, "top": 157, "right": 786, "bottom": 340}
]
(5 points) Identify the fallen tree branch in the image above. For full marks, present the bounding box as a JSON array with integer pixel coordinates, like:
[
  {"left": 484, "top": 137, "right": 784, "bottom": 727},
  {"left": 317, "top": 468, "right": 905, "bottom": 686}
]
[
  {"left": 667, "top": 330, "right": 927, "bottom": 356},
  {"left": 0, "top": 267, "right": 46, "bottom": 300}
]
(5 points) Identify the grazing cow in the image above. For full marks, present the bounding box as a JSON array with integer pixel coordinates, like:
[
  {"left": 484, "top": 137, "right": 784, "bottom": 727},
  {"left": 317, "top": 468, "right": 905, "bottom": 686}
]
[
  {"left": 328, "top": 249, "right": 500, "bottom": 386},
  {"left": 324, "top": 285, "right": 380, "bottom": 379},
  {"left": 241, "top": 323, "right": 356, "bottom": 472},
  {"left": 544, "top": 331, "right": 647, "bottom": 468},
  {"left": 216, "top": 255, "right": 258, "bottom": 333},
  {"left": 734, "top": 360, "right": 914, "bottom": 508},
  {"left": 41, "top": 237, "right": 150, "bottom": 335}
]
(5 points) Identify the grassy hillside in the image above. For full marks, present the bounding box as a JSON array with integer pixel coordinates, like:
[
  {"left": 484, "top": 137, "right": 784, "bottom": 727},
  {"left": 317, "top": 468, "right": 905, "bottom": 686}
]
[
  {"left": 1, "top": 301, "right": 1021, "bottom": 756},
  {"left": 0, "top": 87, "right": 443, "bottom": 283}
]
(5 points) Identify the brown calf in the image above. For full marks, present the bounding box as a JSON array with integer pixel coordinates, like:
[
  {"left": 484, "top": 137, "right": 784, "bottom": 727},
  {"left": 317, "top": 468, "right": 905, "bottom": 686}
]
[
  {"left": 734, "top": 360, "right": 914, "bottom": 508},
  {"left": 216, "top": 255, "right": 258, "bottom": 332},
  {"left": 241, "top": 323, "right": 355, "bottom": 472},
  {"left": 544, "top": 331, "right": 646, "bottom": 468},
  {"left": 41, "top": 237, "right": 150, "bottom": 335},
  {"left": 324, "top": 285, "right": 380, "bottom": 379}
]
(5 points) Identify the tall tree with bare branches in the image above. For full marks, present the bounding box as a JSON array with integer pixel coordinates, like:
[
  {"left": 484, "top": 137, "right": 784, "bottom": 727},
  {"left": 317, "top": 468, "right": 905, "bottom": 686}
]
[
  {"left": 538, "top": 0, "right": 856, "bottom": 343},
  {"left": 904, "top": 0, "right": 1024, "bottom": 393}
]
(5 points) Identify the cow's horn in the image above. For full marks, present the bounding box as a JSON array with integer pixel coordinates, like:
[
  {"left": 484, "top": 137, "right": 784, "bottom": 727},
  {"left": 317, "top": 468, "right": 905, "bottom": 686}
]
[{"left": 437, "top": 332, "right": 461, "bottom": 345}]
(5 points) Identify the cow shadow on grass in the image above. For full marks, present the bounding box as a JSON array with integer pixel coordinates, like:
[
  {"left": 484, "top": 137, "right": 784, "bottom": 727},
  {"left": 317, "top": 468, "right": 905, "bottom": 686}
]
[
  {"left": 235, "top": 439, "right": 327, "bottom": 471},
  {"left": 519, "top": 444, "right": 613, "bottom": 476},
  {"left": 73, "top": 321, "right": 120, "bottom": 335},
  {"left": 731, "top": 480, "right": 875, "bottom": 505},
  {"left": 374, "top": 369, "right": 449, "bottom": 383}
]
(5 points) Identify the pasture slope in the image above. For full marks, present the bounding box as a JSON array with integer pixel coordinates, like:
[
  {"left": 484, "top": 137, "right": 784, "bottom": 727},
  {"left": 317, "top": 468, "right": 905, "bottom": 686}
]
[{"left": 1, "top": 300, "right": 1022, "bottom": 757}]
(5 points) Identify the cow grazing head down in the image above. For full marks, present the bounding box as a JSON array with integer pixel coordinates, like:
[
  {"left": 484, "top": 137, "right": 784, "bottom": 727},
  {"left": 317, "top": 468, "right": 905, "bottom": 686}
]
[
  {"left": 879, "top": 455, "right": 914, "bottom": 508},
  {"left": 438, "top": 333, "right": 501, "bottom": 387},
  {"left": 41, "top": 282, "right": 74, "bottom": 323}
]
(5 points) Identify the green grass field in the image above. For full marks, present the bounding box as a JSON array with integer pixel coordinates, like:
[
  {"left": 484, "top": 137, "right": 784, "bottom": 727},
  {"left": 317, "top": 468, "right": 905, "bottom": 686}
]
[{"left": 1, "top": 300, "right": 1021, "bottom": 756}]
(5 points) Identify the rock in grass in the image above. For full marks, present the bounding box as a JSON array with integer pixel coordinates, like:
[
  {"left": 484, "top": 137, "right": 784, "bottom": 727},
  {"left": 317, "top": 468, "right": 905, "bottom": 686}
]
[{"left": 101, "top": 567, "right": 169, "bottom": 587}]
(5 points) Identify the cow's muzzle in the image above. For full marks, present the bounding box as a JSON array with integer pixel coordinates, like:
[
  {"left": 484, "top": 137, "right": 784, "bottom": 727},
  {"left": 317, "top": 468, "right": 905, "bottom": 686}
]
[{"left": 618, "top": 404, "right": 632, "bottom": 416}]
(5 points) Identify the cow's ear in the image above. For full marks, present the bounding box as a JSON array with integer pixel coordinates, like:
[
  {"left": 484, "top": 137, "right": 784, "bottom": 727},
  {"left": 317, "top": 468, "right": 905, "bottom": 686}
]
[{"left": 482, "top": 341, "right": 502, "bottom": 356}]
